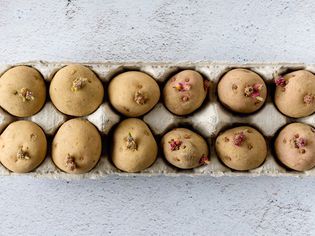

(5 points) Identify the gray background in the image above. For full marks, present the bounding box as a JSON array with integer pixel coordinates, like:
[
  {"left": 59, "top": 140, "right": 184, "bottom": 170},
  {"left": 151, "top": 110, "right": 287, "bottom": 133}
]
[{"left": 0, "top": 0, "right": 315, "bottom": 235}]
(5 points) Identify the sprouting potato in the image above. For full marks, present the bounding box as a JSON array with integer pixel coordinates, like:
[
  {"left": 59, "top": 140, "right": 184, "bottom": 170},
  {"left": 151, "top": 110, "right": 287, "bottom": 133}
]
[
  {"left": 218, "top": 69, "right": 267, "bottom": 114},
  {"left": 0, "top": 120, "right": 47, "bottom": 173},
  {"left": 215, "top": 126, "right": 267, "bottom": 171},
  {"left": 163, "top": 70, "right": 209, "bottom": 115},
  {"left": 111, "top": 118, "right": 157, "bottom": 172},
  {"left": 50, "top": 64, "right": 104, "bottom": 116},
  {"left": 0, "top": 66, "right": 46, "bottom": 117},
  {"left": 161, "top": 128, "right": 209, "bottom": 169},
  {"left": 275, "top": 123, "right": 315, "bottom": 171},
  {"left": 108, "top": 71, "right": 160, "bottom": 117},
  {"left": 52, "top": 118, "right": 102, "bottom": 174},
  {"left": 274, "top": 70, "right": 315, "bottom": 118}
]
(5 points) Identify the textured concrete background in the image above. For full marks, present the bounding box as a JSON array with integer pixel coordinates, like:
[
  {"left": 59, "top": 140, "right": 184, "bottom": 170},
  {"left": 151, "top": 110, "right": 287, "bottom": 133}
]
[{"left": 0, "top": 0, "right": 315, "bottom": 235}]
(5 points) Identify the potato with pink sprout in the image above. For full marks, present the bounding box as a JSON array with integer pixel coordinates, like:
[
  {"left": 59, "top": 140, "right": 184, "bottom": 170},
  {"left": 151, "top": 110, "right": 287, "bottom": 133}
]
[
  {"left": 274, "top": 70, "right": 315, "bottom": 118},
  {"left": 275, "top": 123, "right": 315, "bottom": 171},
  {"left": 163, "top": 70, "right": 209, "bottom": 115},
  {"left": 161, "top": 128, "right": 209, "bottom": 169},
  {"left": 215, "top": 126, "right": 267, "bottom": 171},
  {"left": 217, "top": 69, "right": 267, "bottom": 113}
]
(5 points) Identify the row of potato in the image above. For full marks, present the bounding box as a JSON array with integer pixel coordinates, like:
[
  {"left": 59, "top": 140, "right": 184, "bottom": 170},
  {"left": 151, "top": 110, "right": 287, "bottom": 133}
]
[
  {"left": 0, "top": 64, "right": 314, "bottom": 119},
  {"left": 0, "top": 64, "right": 314, "bottom": 174},
  {"left": 0, "top": 118, "right": 314, "bottom": 174}
]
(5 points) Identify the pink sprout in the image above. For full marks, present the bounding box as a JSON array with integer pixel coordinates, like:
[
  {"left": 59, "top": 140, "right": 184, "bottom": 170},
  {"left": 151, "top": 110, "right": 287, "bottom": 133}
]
[
  {"left": 203, "top": 80, "right": 210, "bottom": 91},
  {"left": 275, "top": 76, "right": 286, "bottom": 87},
  {"left": 244, "top": 83, "right": 263, "bottom": 101},
  {"left": 174, "top": 82, "right": 191, "bottom": 92},
  {"left": 294, "top": 137, "right": 307, "bottom": 149},
  {"left": 169, "top": 139, "right": 182, "bottom": 151},
  {"left": 233, "top": 132, "right": 246, "bottom": 146},
  {"left": 252, "top": 83, "right": 263, "bottom": 98},
  {"left": 199, "top": 155, "right": 210, "bottom": 165},
  {"left": 304, "top": 94, "right": 314, "bottom": 104}
]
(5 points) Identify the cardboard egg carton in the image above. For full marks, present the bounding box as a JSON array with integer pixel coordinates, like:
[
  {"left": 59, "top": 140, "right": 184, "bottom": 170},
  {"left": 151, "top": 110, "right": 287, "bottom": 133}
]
[{"left": 0, "top": 61, "right": 314, "bottom": 179}]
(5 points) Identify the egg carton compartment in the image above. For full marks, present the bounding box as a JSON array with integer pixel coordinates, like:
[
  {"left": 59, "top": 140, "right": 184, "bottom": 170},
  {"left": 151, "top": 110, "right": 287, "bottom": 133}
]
[{"left": 0, "top": 61, "right": 314, "bottom": 179}]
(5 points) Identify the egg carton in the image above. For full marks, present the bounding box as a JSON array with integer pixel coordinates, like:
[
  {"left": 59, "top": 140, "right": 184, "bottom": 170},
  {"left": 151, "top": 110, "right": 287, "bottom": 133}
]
[{"left": 0, "top": 61, "right": 314, "bottom": 179}]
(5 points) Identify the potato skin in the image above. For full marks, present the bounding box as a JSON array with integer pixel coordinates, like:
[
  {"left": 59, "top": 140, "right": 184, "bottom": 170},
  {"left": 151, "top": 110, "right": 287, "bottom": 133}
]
[
  {"left": 215, "top": 126, "right": 267, "bottom": 171},
  {"left": 275, "top": 70, "right": 315, "bottom": 118},
  {"left": 0, "top": 120, "right": 47, "bottom": 173},
  {"left": 50, "top": 64, "right": 104, "bottom": 116},
  {"left": 108, "top": 71, "right": 160, "bottom": 117},
  {"left": 52, "top": 119, "right": 102, "bottom": 174},
  {"left": 0, "top": 66, "right": 46, "bottom": 117},
  {"left": 275, "top": 123, "right": 315, "bottom": 171},
  {"left": 161, "top": 128, "right": 209, "bottom": 169},
  {"left": 217, "top": 69, "right": 267, "bottom": 113},
  {"left": 111, "top": 118, "right": 157, "bottom": 172},
  {"left": 163, "top": 70, "right": 208, "bottom": 115}
]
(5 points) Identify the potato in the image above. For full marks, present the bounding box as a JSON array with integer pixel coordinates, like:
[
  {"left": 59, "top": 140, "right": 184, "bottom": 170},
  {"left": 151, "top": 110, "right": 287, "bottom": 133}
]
[
  {"left": 50, "top": 64, "right": 104, "bottom": 116},
  {"left": 52, "top": 118, "right": 102, "bottom": 174},
  {"left": 274, "top": 70, "right": 315, "bottom": 118},
  {"left": 163, "top": 70, "right": 209, "bottom": 115},
  {"left": 0, "top": 66, "right": 46, "bottom": 117},
  {"left": 215, "top": 126, "right": 267, "bottom": 171},
  {"left": 217, "top": 69, "right": 267, "bottom": 113},
  {"left": 0, "top": 120, "right": 47, "bottom": 173},
  {"left": 161, "top": 128, "right": 209, "bottom": 169},
  {"left": 275, "top": 123, "right": 315, "bottom": 171},
  {"left": 111, "top": 118, "right": 157, "bottom": 172},
  {"left": 108, "top": 71, "right": 160, "bottom": 117}
]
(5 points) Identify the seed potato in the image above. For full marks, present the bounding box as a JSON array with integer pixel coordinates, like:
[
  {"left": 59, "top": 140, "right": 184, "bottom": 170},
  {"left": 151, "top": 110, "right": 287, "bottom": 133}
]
[
  {"left": 111, "top": 118, "right": 157, "bottom": 172},
  {"left": 50, "top": 64, "right": 104, "bottom": 116},
  {"left": 275, "top": 123, "right": 315, "bottom": 171},
  {"left": 52, "top": 118, "right": 102, "bottom": 174},
  {"left": 217, "top": 69, "right": 267, "bottom": 113},
  {"left": 0, "top": 120, "right": 47, "bottom": 173},
  {"left": 108, "top": 71, "right": 160, "bottom": 117},
  {"left": 215, "top": 126, "right": 267, "bottom": 171},
  {"left": 163, "top": 70, "right": 209, "bottom": 115},
  {"left": 274, "top": 70, "right": 315, "bottom": 118},
  {"left": 161, "top": 128, "right": 209, "bottom": 169},
  {"left": 0, "top": 66, "right": 46, "bottom": 117}
]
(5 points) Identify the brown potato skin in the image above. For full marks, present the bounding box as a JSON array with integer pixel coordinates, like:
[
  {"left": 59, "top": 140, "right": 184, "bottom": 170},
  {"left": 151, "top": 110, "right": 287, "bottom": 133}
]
[
  {"left": 161, "top": 128, "right": 209, "bottom": 169},
  {"left": 108, "top": 71, "right": 160, "bottom": 117},
  {"left": 0, "top": 120, "right": 47, "bottom": 173},
  {"left": 111, "top": 118, "right": 157, "bottom": 172},
  {"left": 52, "top": 118, "right": 102, "bottom": 174},
  {"left": 0, "top": 66, "right": 46, "bottom": 117},
  {"left": 163, "top": 70, "right": 208, "bottom": 115},
  {"left": 218, "top": 69, "right": 267, "bottom": 113},
  {"left": 215, "top": 126, "right": 267, "bottom": 171},
  {"left": 275, "top": 70, "right": 315, "bottom": 118},
  {"left": 275, "top": 123, "right": 315, "bottom": 171},
  {"left": 50, "top": 64, "right": 104, "bottom": 116}
]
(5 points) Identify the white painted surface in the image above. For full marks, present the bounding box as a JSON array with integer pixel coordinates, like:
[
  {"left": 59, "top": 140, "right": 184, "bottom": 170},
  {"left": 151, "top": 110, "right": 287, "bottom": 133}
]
[{"left": 0, "top": 0, "right": 315, "bottom": 235}]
